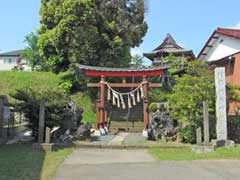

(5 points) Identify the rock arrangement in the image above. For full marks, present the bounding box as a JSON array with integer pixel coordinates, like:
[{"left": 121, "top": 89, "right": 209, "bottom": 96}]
[
  {"left": 51, "top": 101, "right": 92, "bottom": 144},
  {"left": 148, "top": 102, "right": 178, "bottom": 141}
]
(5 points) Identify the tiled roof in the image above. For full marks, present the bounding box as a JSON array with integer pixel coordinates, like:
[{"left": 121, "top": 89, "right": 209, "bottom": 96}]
[
  {"left": 216, "top": 28, "right": 240, "bottom": 39},
  {"left": 76, "top": 64, "right": 169, "bottom": 72},
  {"left": 143, "top": 33, "right": 195, "bottom": 61},
  {"left": 153, "top": 33, "right": 182, "bottom": 51},
  {"left": 0, "top": 50, "right": 23, "bottom": 56}
]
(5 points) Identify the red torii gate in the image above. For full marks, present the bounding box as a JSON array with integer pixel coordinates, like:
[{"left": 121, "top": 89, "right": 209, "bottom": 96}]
[{"left": 76, "top": 64, "right": 167, "bottom": 131}]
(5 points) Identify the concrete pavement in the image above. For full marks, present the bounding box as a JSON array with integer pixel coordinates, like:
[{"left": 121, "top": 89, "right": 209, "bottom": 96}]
[{"left": 54, "top": 149, "right": 240, "bottom": 180}]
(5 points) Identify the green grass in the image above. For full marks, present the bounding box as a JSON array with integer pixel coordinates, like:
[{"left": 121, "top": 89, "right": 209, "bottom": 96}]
[
  {"left": 123, "top": 140, "right": 191, "bottom": 148},
  {"left": 0, "top": 144, "right": 73, "bottom": 180},
  {"left": 149, "top": 145, "right": 240, "bottom": 161},
  {"left": 71, "top": 92, "right": 96, "bottom": 124},
  {"left": 0, "top": 71, "right": 61, "bottom": 103},
  {"left": 40, "top": 147, "right": 73, "bottom": 180},
  {"left": 0, "top": 71, "right": 95, "bottom": 124}
]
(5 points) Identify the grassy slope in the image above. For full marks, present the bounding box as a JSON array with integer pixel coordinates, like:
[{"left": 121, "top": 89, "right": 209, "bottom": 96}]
[
  {"left": 0, "top": 71, "right": 61, "bottom": 101},
  {"left": 0, "top": 144, "right": 73, "bottom": 180},
  {"left": 0, "top": 71, "right": 95, "bottom": 124},
  {"left": 149, "top": 145, "right": 240, "bottom": 161}
]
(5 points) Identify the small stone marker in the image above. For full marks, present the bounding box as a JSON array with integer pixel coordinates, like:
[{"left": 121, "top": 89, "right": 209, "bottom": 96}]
[
  {"left": 38, "top": 101, "right": 45, "bottom": 143},
  {"left": 196, "top": 127, "right": 202, "bottom": 145},
  {"left": 45, "top": 127, "right": 51, "bottom": 143},
  {"left": 215, "top": 67, "right": 227, "bottom": 141},
  {"left": 203, "top": 101, "right": 209, "bottom": 145},
  {"left": 192, "top": 102, "right": 216, "bottom": 153},
  {"left": 193, "top": 127, "right": 215, "bottom": 153}
]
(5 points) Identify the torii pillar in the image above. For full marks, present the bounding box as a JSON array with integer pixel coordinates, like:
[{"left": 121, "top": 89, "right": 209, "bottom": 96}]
[
  {"left": 142, "top": 76, "right": 149, "bottom": 130},
  {"left": 98, "top": 76, "right": 107, "bottom": 129}
]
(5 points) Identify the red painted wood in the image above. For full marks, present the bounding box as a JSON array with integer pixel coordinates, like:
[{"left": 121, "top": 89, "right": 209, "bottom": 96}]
[
  {"left": 87, "top": 83, "right": 161, "bottom": 88},
  {"left": 142, "top": 76, "right": 149, "bottom": 130},
  {"left": 85, "top": 69, "right": 163, "bottom": 77}
]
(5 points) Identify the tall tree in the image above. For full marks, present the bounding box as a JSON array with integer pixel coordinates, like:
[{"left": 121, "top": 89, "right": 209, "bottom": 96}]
[
  {"left": 38, "top": 0, "right": 148, "bottom": 73},
  {"left": 22, "top": 32, "right": 42, "bottom": 71}
]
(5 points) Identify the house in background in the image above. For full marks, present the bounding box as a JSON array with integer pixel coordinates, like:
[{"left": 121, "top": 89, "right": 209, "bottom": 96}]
[
  {"left": 143, "top": 33, "right": 195, "bottom": 66},
  {"left": 0, "top": 50, "right": 30, "bottom": 71},
  {"left": 198, "top": 28, "right": 240, "bottom": 114}
]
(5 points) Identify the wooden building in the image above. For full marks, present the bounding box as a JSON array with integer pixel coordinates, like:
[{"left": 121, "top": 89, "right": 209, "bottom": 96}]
[
  {"left": 198, "top": 28, "right": 240, "bottom": 114},
  {"left": 143, "top": 33, "right": 195, "bottom": 66}
]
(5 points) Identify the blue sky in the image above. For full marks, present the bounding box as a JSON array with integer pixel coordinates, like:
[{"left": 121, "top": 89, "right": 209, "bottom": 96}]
[{"left": 0, "top": 0, "right": 240, "bottom": 63}]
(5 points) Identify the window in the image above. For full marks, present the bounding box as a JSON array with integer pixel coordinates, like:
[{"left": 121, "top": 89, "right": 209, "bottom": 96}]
[
  {"left": 3, "top": 58, "right": 16, "bottom": 64},
  {"left": 3, "top": 59, "right": 8, "bottom": 64}
]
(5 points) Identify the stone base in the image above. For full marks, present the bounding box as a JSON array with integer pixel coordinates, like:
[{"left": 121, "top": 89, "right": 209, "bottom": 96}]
[
  {"left": 32, "top": 143, "right": 53, "bottom": 152},
  {"left": 192, "top": 145, "right": 215, "bottom": 153},
  {"left": 104, "top": 126, "right": 109, "bottom": 133},
  {"left": 211, "top": 139, "right": 235, "bottom": 148},
  {"left": 142, "top": 129, "right": 148, "bottom": 138},
  {"left": 99, "top": 127, "right": 108, "bottom": 136},
  {"left": 92, "top": 130, "right": 101, "bottom": 137},
  {"left": 91, "top": 127, "right": 108, "bottom": 137}
]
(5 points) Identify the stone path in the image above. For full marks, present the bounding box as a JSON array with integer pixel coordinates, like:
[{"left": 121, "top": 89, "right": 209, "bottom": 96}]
[
  {"left": 54, "top": 149, "right": 240, "bottom": 180},
  {"left": 108, "top": 132, "right": 129, "bottom": 145},
  {"left": 79, "top": 132, "right": 147, "bottom": 147},
  {"left": 61, "top": 149, "right": 155, "bottom": 165}
]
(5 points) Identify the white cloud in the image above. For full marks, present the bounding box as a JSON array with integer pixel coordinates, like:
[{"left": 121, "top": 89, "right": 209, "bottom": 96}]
[
  {"left": 130, "top": 48, "right": 142, "bottom": 57},
  {"left": 231, "top": 21, "right": 240, "bottom": 29}
]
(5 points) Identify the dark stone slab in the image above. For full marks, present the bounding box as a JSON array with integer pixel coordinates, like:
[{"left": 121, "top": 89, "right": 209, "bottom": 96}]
[{"left": 211, "top": 139, "right": 235, "bottom": 148}]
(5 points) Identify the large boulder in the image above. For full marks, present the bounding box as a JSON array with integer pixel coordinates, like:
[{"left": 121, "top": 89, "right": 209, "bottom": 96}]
[
  {"left": 59, "top": 130, "right": 73, "bottom": 145},
  {"left": 75, "top": 123, "right": 92, "bottom": 140},
  {"left": 62, "top": 101, "right": 83, "bottom": 131},
  {"left": 148, "top": 102, "right": 178, "bottom": 141},
  {"left": 51, "top": 101, "right": 84, "bottom": 143}
]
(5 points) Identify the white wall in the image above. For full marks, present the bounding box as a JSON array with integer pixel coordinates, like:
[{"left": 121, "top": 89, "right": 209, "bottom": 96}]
[
  {"left": 204, "top": 34, "right": 240, "bottom": 61},
  {"left": 0, "top": 57, "right": 18, "bottom": 70},
  {"left": 0, "top": 56, "right": 31, "bottom": 71}
]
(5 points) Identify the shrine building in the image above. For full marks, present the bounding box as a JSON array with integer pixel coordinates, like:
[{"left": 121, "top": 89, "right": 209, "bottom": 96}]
[
  {"left": 143, "top": 33, "right": 195, "bottom": 66},
  {"left": 76, "top": 64, "right": 168, "bottom": 134}
]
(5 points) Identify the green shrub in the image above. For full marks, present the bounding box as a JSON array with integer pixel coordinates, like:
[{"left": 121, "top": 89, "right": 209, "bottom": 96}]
[
  {"left": 228, "top": 115, "right": 240, "bottom": 126},
  {"left": 11, "top": 87, "right": 81, "bottom": 138},
  {"left": 178, "top": 125, "right": 196, "bottom": 143},
  {"left": 228, "top": 115, "right": 240, "bottom": 143},
  {"left": 149, "top": 102, "right": 158, "bottom": 112},
  {"left": 169, "top": 60, "right": 215, "bottom": 143}
]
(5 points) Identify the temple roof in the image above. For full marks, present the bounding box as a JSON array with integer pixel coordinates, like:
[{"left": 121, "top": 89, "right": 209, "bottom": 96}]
[
  {"left": 143, "top": 33, "right": 195, "bottom": 61},
  {"left": 76, "top": 64, "right": 168, "bottom": 77},
  {"left": 154, "top": 33, "right": 182, "bottom": 51}
]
